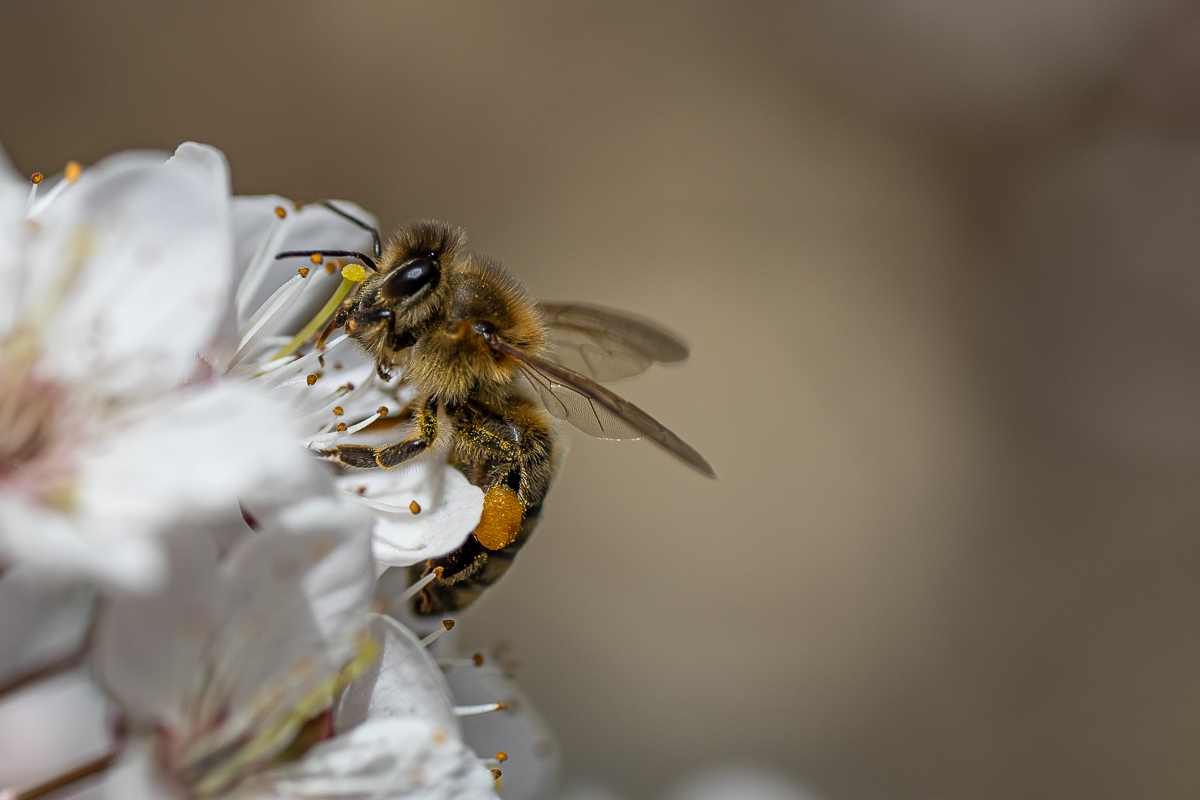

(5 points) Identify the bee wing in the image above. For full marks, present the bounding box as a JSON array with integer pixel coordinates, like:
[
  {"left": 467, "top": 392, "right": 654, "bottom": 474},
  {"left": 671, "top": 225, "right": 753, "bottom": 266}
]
[
  {"left": 492, "top": 339, "right": 715, "bottom": 478},
  {"left": 539, "top": 302, "right": 689, "bottom": 383}
]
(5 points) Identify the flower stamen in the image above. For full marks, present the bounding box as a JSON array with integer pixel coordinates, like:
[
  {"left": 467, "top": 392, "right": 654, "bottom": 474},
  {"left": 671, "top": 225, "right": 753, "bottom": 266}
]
[
  {"left": 454, "top": 702, "right": 507, "bottom": 717},
  {"left": 419, "top": 619, "right": 454, "bottom": 648}
]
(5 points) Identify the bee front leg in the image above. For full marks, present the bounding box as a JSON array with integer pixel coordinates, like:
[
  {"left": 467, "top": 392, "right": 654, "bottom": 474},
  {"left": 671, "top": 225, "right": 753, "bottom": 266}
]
[{"left": 322, "top": 399, "right": 439, "bottom": 469}]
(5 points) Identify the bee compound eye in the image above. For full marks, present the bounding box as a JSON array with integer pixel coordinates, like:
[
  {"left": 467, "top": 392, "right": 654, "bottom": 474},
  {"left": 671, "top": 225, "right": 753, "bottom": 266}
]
[{"left": 383, "top": 257, "right": 440, "bottom": 300}]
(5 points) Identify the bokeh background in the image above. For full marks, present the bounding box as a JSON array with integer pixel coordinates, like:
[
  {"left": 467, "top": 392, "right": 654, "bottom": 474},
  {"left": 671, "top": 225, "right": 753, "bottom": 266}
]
[{"left": 4, "top": 2, "right": 1200, "bottom": 798}]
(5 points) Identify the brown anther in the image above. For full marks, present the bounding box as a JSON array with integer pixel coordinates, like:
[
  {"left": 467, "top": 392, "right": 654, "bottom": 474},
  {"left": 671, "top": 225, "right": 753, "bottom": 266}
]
[
  {"left": 495, "top": 701, "right": 508, "bottom": 711},
  {"left": 356, "top": 485, "right": 367, "bottom": 495},
  {"left": 345, "top": 382, "right": 355, "bottom": 391},
  {"left": 274, "top": 205, "right": 287, "bottom": 219},
  {"left": 30, "top": 172, "right": 43, "bottom": 184},
  {"left": 333, "top": 361, "right": 343, "bottom": 370},
  {"left": 336, "top": 422, "right": 347, "bottom": 432},
  {"left": 442, "top": 619, "right": 455, "bottom": 631},
  {"left": 298, "top": 267, "right": 310, "bottom": 277},
  {"left": 409, "top": 500, "right": 421, "bottom": 514},
  {"left": 324, "top": 261, "right": 336, "bottom": 274},
  {"left": 433, "top": 566, "right": 444, "bottom": 578},
  {"left": 473, "top": 652, "right": 485, "bottom": 667},
  {"left": 491, "top": 769, "right": 503, "bottom": 779},
  {"left": 377, "top": 406, "right": 389, "bottom": 418},
  {"left": 294, "top": 200, "right": 303, "bottom": 211},
  {"left": 332, "top": 406, "right": 344, "bottom": 416},
  {"left": 306, "top": 373, "right": 318, "bottom": 386},
  {"left": 310, "top": 252, "right": 322, "bottom": 264},
  {"left": 495, "top": 752, "right": 508, "bottom": 762},
  {"left": 318, "top": 355, "right": 325, "bottom": 368},
  {"left": 64, "top": 161, "right": 82, "bottom": 183}
]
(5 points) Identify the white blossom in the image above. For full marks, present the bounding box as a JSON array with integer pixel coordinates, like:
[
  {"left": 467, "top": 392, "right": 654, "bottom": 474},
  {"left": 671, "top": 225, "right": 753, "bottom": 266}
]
[{"left": 0, "top": 143, "right": 318, "bottom": 591}]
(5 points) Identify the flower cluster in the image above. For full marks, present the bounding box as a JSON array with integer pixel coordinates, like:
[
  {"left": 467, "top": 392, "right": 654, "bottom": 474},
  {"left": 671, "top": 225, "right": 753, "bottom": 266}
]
[{"left": 0, "top": 144, "right": 557, "bottom": 800}]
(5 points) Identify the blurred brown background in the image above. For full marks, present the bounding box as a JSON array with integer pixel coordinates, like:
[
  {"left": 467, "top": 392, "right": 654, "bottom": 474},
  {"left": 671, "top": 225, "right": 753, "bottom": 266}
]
[{"left": 4, "top": 2, "right": 1200, "bottom": 798}]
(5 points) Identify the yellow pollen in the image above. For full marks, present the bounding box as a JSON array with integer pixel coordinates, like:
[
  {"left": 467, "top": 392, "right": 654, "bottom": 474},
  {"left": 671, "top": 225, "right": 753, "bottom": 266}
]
[
  {"left": 298, "top": 267, "right": 310, "bottom": 277},
  {"left": 473, "top": 652, "right": 485, "bottom": 666},
  {"left": 495, "top": 752, "right": 508, "bottom": 762},
  {"left": 336, "top": 422, "right": 347, "bottom": 432},
  {"left": 442, "top": 619, "right": 455, "bottom": 631},
  {"left": 30, "top": 172, "right": 43, "bottom": 184},
  {"left": 474, "top": 485, "right": 525, "bottom": 550},
  {"left": 341, "top": 263, "right": 367, "bottom": 282},
  {"left": 64, "top": 161, "right": 82, "bottom": 183},
  {"left": 306, "top": 373, "right": 318, "bottom": 386},
  {"left": 310, "top": 252, "right": 323, "bottom": 264},
  {"left": 409, "top": 500, "right": 421, "bottom": 514},
  {"left": 377, "top": 405, "right": 389, "bottom": 418},
  {"left": 332, "top": 406, "right": 344, "bottom": 416},
  {"left": 274, "top": 205, "right": 287, "bottom": 218}
]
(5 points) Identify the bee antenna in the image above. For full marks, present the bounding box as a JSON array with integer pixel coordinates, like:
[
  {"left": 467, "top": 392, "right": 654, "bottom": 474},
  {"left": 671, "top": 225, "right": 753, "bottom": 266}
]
[
  {"left": 318, "top": 200, "right": 382, "bottom": 259},
  {"left": 274, "top": 249, "right": 378, "bottom": 272}
]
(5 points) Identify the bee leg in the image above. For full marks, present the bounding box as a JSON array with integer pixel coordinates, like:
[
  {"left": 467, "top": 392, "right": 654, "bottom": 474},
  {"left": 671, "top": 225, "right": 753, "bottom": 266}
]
[{"left": 324, "top": 400, "right": 438, "bottom": 469}]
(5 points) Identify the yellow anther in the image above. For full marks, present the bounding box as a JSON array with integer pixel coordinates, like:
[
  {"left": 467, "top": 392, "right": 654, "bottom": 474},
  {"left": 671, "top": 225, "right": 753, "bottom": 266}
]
[
  {"left": 342, "top": 263, "right": 367, "bottom": 282},
  {"left": 377, "top": 405, "right": 389, "bottom": 418},
  {"left": 310, "top": 252, "right": 323, "bottom": 264},
  {"left": 298, "top": 267, "right": 310, "bottom": 277},
  {"left": 495, "top": 752, "right": 508, "bottom": 763},
  {"left": 274, "top": 205, "right": 287, "bottom": 218},
  {"left": 491, "top": 769, "right": 503, "bottom": 779},
  {"left": 306, "top": 373, "right": 318, "bottom": 386},
  {"left": 409, "top": 500, "right": 421, "bottom": 514},
  {"left": 495, "top": 701, "right": 507, "bottom": 710},
  {"left": 442, "top": 619, "right": 455, "bottom": 631},
  {"left": 473, "top": 652, "right": 485, "bottom": 666},
  {"left": 30, "top": 172, "right": 43, "bottom": 184},
  {"left": 325, "top": 261, "right": 336, "bottom": 273},
  {"left": 332, "top": 406, "right": 344, "bottom": 416},
  {"left": 336, "top": 422, "right": 347, "bottom": 432},
  {"left": 64, "top": 161, "right": 82, "bottom": 183}
]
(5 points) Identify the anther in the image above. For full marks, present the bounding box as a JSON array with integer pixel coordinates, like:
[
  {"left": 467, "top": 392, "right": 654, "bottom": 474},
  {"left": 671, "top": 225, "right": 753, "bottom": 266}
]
[
  {"left": 409, "top": 500, "right": 421, "bottom": 514},
  {"left": 377, "top": 406, "right": 389, "bottom": 418},
  {"left": 64, "top": 161, "right": 82, "bottom": 183},
  {"left": 324, "top": 261, "right": 336, "bottom": 273},
  {"left": 310, "top": 253, "right": 323, "bottom": 264},
  {"left": 474, "top": 652, "right": 485, "bottom": 666},
  {"left": 454, "top": 702, "right": 507, "bottom": 716},
  {"left": 492, "top": 769, "right": 503, "bottom": 779},
  {"left": 274, "top": 205, "right": 287, "bottom": 219},
  {"left": 306, "top": 373, "right": 318, "bottom": 386},
  {"left": 298, "top": 267, "right": 310, "bottom": 277},
  {"left": 318, "top": 355, "right": 325, "bottom": 368},
  {"left": 30, "top": 172, "right": 43, "bottom": 184},
  {"left": 395, "top": 567, "right": 443, "bottom": 604},
  {"left": 495, "top": 752, "right": 508, "bottom": 762},
  {"left": 333, "top": 362, "right": 343, "bottom": 369},
  {"left": 332, "top": 406, "right": 344, "bottom": 416},
  {"left": 419, "top": 619, "right": 455, "bottom": 648},
  {"left": 336, "top": 422, "right": 347, "bottom": 432},
  {"left": 356, "top": 486, "right": 367, "bottom": 495},
  {"left": 342, "top": 263, "right": 367, "bottom": 282}
]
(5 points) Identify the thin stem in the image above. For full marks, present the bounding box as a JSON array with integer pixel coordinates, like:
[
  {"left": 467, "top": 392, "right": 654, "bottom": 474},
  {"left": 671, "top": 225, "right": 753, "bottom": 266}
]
[
  {"left": 0, "top": 645, "right": 88, "bottom": 700},
  {"left": 5, "top": 753, "right": 115, "bottom": 800}
]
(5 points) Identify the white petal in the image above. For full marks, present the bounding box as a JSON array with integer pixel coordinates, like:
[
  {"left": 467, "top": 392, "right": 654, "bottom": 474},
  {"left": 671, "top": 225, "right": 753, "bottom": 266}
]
[
  {"left": 0, "top": 142, "right": 28, "bottom": 337},
  {"left": 93, "top": 530, "right": 219, "bottom": 726},
  {"left": 28, "top": 146, "right": 233, "bottom": 400},
  {"left": 238, "top": 718, "right": 498, "bottom": 800},
  {"left": 0, "top": 495, "right": 165, "bottom": 591},
  {"left": 212, "top": 499, "right": 375, "bottom": 715},
  {"left": 75, "top": 383, "right": 322, "bottom": 543},
  {"left": 335, "top": 614, "right": 458, "bottom": 735},
  {"left": 443, "top": 661, "right": 561, "bottom": 800},
  {"left": 0, "top": 565, "right": 94, "bottom": 684},
  {"left": 0, "top": 667, "right": 112, "bottom": 790},
  {"left": 336, "top": 464, "right": 483, "bottom": 567},
  {"left": 102, "top": 741, "right": 187, "bottom": 800}
]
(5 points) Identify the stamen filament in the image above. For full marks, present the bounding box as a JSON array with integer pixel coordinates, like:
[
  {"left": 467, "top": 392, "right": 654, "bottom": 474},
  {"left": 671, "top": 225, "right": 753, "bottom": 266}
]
[
  {"left": 236, "top": 208, "right": 293, "bottom": 318},
  {"left": 454, "top": 702, "right": 507, "bottom": 717},
  {"left": 420, "top": 619, "right": 455, "bottom": 648},
  {"left": 2, "top": 752, "right": 114, "bottom": 800},
  {"left": 270, "top": 273, "right": 357, "bottom": 360},
  {"left": 396, "top": 568, "right": 444, "bottom": 603},
  {"left": 337, "top": 489, "right": 414, "bottom": 514},
  {"left": 436, "top": 652, "right": 486, "bottom": 668}
]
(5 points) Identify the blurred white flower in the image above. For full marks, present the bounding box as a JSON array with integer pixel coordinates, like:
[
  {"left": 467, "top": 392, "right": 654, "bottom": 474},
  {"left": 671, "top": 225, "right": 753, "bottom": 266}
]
[
  {"left": 217, "top": 197, "right": 483, "bottom": 571},
  {"left": 0, "top": 143, "right": 316, "bottom": 591},
  {"left": 93, "top": 496, "right": 497, "bottom": 799}
]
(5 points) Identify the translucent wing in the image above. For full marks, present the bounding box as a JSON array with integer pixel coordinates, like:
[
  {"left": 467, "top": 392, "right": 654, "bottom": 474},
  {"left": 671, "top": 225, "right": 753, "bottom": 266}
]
[
  {"left": 540, "top": 302, "right": 689, "bottom": 383},
  {"left": 492, "top": 340, "right": 715, "bottom": 478}
]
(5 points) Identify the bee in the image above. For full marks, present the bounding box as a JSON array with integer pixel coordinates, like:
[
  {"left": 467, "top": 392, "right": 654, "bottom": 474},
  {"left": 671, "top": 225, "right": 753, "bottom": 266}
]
[{"left": 278, "top": 204, "right": 714, "bottom": 615}]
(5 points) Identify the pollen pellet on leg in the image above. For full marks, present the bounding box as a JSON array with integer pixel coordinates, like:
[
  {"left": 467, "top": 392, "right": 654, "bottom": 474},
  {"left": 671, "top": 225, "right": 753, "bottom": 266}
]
[
  {"left": 274, "top": 205, "right": 287, "bottom": 218},
  {"left": 409, "top": 500, "right": 421, "bottom": 514},
  {"left": 473, "top": 485, "right": 524, "bottom": 550}
]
